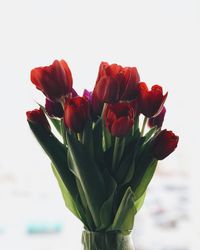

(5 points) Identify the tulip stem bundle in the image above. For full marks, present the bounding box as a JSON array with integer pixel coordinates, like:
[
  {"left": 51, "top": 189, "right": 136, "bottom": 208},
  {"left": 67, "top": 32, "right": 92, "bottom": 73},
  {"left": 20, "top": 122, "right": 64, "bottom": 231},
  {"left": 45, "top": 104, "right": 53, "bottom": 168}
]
[{"left": 27, "top": 59, "right": 179, "bottom": 236}]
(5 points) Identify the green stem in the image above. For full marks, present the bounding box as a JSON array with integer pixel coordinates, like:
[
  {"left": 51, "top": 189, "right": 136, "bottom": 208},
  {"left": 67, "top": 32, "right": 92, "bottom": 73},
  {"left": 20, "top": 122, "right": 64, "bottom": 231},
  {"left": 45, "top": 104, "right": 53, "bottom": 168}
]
[
  {"left": 101, "top": 103, "right": 112, "bottom": 151},
  {"left": 132, "top": 115, "right": 139, "bottom": 136},
  {"left": 141, "top": 117, "right": 148, "bottom": 136},
  {"left": 101, "top": 103, "right": 107, "bottom": 118},
  {"left": 82, "top": 231, "right": 135, "bottom": 250},
  {"left": 112, "top": 137, "right": 121, "bottom": 171},
  {"left": 61, "top": 118, "right": 67, "bottom": 145},
  {"left": 77, "top": 132, "right": 83, "bottom": 142}
]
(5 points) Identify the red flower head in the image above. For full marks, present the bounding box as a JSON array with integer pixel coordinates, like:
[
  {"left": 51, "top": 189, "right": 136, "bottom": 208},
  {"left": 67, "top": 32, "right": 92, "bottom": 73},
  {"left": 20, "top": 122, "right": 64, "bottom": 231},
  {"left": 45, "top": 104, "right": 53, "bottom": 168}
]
[
  {"left": 138, "top": 82, "right": 168, "bottom": 118},
  {"left": 91, "top": 92, "right": 104, "bottom": 120},
  {"left": 148, "top": 106, "right": 166, "bottom": 128},
  {"left": 121, "top": 67, "right": 140, "bottom": 101},
  {"left": 104, "top": 102, "right": 134, "bottom": 137},
  {"left": 64, "top": 96, "right": 90, "bottom": 133},
  {"left": 45, "top": 98, "right": 64, "bottom": 118},
  {"left": 31, "top": 59, "right": 73, "bottom": 101},
  {"left": 93, "top": 62, "right": 126, "bottom": 103},
  {"left": 130, "top": 98, "right": 140, "bottom": 117},
  {"left": 152, "top": 129, "right": 179, "bottom": 160},
  {"left": 26, "top": 108, "right": 50, "bottom": 130}
]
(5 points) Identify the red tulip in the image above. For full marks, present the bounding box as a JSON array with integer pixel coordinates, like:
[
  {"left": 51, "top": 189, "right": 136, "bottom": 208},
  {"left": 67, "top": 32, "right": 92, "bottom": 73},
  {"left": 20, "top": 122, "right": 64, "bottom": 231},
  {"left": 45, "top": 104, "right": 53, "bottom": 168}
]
[
  {"left": 91, "top": 92, "right": 104, "bottom": 120},
  {"left": 31, "top": 59, "right": 73, "bottom": 101},
  {"left": 152, "top": 129, "right": 179, "bottom": 160},
  {"left": 138, "top": 82, "right": 168, "bottom": 118},
  {"left": 121, "top": 67, "right": 140, "bottom": 101},
  {"left": 45, "top": 98, "right": 64, "bottom": 118},
  {"left": 93, "top": 62, "right": 126, "bottom": 103},
  {"left": 104, "top": 102, "right": 134, "bottom": 137},
  {"left": 64, "top": 96, "right": 89, "bottom": 133},
  {"left": 26, "top": 108, "right": 50, "bottom": 130},
  {"left": 148, "top": 106, "right": 166, "bottom": 128},
  {"left": 130, "top": 98, "right": 140, "bottom": 117}
]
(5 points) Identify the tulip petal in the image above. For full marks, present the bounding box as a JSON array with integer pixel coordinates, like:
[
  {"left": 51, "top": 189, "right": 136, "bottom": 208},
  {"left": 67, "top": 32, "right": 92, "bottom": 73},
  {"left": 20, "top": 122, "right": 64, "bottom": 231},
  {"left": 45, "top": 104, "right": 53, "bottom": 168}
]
[
  {"left": 30, "top": 67, "right": 43, "bottom": 91},
  {"left": 111, "top": 117, "right": 133, "bottom": 137}
]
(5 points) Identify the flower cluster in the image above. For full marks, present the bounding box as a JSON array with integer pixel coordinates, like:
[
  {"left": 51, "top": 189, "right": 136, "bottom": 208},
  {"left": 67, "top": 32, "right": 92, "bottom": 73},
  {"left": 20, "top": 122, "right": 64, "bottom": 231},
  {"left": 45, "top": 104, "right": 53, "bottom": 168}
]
[
  {"left": 27, "top": 59, "right": 178, "bottom": 160},
  {"left": 26, "top": 59, "right": 179, "bottom": 232}
]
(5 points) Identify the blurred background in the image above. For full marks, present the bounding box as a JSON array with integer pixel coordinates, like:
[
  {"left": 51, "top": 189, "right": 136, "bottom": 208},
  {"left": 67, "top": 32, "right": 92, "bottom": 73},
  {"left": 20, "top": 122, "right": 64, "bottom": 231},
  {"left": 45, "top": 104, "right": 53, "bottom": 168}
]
[{"left": 0, "top": 0, "right": 199, "bottom": 249}]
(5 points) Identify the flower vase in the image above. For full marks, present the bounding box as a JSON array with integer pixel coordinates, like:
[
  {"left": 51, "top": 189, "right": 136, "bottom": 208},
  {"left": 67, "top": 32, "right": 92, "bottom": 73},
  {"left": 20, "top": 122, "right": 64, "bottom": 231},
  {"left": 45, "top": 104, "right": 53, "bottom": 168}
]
[{"left": 82, "top": 230, "right": 135, "bottom": 250}]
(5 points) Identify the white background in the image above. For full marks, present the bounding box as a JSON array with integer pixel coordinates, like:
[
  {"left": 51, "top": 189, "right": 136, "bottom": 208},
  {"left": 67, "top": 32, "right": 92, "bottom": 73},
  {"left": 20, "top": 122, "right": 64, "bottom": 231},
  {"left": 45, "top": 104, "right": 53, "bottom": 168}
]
[{"left": 0, "top": 0, "right": 199, "bottom": 249}]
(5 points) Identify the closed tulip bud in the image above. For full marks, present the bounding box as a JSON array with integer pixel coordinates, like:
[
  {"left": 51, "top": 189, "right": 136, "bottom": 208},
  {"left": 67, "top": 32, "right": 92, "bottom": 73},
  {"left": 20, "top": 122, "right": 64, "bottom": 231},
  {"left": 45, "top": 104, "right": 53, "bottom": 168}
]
[
  {"left": 138, "top": 83, "right": 168, "bottom": 118},
  {"left": 152, "top": 129, "right": 179, "bottom": 160},
  {"left": 26, "top": 108, "right": 50, "bottom": 130},
  {"left": 91, "top": 91, "right": 104, "bottom": 120},
  {"left": 93, "top": 62, "right": 126, "bottom": 103},
  {"left": 45, "top": 98, "right": 64, "bottom": 118},
  {"left": 31, "top": 59, "right": 73, "bottom": 101},
  {"left": 64, "top": 96, "right": 90, "bottom": 133},
  {"left": 83, "top": 89, "right": 104, "bottom": 121},
  {"left": 130, "top": 98, "right": 140, "bottom": 117},
  {"left": 121, "top": 67, "right": 140, "bottom": 101},
  {"left": 104, "top": 102, "right": 134, "bottom": 137},
  {"left": 83, "top": 89, "right": 92, "bottom": 102},
  {"left": 148, "top": 106, "right": 166, "bottom": 128}
]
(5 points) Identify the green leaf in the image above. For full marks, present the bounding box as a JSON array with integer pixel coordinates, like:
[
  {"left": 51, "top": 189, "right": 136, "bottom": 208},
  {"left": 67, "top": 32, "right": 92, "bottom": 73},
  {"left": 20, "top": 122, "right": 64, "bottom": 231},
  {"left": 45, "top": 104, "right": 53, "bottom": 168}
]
[
  {"left": 134, "top": 159, "right": 157, "bottom": 200},
  {"left": 51, "top": 163, "right": 81, "bottom": 219},
  {"left": 67, "top": 150, "right": 95, "bottom": 230},
  {"left": 82, "top": 120, "right": 94, "bottom": 158},
  {"left": 66, "top": 131, "right": 106, "bottom": 228},
  {"left": 109, "top": 187, "right": 136, "bottom": 232},
  {"left": 99, "top": 170, "right": 117, "bottom": 229},
  {"left": 112, "top": 137, "right": 125, "bottom": 172},
  {"left": 144, "top": 126, "right": 157, "bottom": 143},
  {"left": 134, "top": 191, "right": 146, "bottom": 213},
  {"left": 116, "top": 135, "right": 144, "bottom": 185},
  {"left": 74, "top": 177, "right": 95, "bottom": 230},
  {"left": 115, "top": 153, "right": 132, "bottom": 184},
  {"left": 28, "top": 121, "right": 90, "bottom": 226},
  {"left": 130, "top": 138, "right": 154, "bottom": 191},
  {"left": 38, "top": 104, "right": 62, "bottom": 135},
  {"left": 93, "top": 118, "right": 105, "bottom": 169},
  {"left": 121, "top": 137, "right": 145, "bottom": 186},
  {"left": 28, "top": 121, "right": 77, "bottom": 198}
]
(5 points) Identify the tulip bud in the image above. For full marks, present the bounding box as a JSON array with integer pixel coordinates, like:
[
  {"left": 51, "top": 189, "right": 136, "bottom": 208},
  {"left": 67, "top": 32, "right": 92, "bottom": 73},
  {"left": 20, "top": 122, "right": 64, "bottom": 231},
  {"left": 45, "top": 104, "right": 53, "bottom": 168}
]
[
  {"left": 138, "top": 83, "right": 168, "bottom": 118},
  {"left": 26, "top": 108, "right": 50, "bottom": 130},
  {"left": 83, "top": 89, "right": 104, "bottom": 121},
  {"left": 31, "top": 59, "right": 73, "bottom": 101},
  {"left": 93, "top": 62, "right": 126, "bottom": 103},
  {"left": 148, "top": 106, "right": 166, "bottom": 128},
  {"left": 91, "top": 92, "right": 104, "bottom": 120},
  {"left": 104, "top": 102, "right": 134, "bottom": 137},
  {"left": 64, "top": 96, "right": 90, "bottom": 133},
  {"left": 121, "top": 67, "right": 140, "bottom": 101},
  {"left": 45, "top": 98, "right": 64, "bottom": 118},
  {"left": 130, "top": 98, "right": 140, "bottom": 117},
  {"left": 152, "top": 129, "right": 179, "bottom": 160},
  {"left": 83, "top": 89, "right": 92, "bottom": 102}
]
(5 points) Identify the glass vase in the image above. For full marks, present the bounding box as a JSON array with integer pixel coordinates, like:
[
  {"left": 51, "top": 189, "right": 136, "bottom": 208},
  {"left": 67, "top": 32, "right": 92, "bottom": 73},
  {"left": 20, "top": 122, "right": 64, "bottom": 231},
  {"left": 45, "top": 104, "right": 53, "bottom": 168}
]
[{"left": 82, "top": 230, "right": 135, "bottom": 250}]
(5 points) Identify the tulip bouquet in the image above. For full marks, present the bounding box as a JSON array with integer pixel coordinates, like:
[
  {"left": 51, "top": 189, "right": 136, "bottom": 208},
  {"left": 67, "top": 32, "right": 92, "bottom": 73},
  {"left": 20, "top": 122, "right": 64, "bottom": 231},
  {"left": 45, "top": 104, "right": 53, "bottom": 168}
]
[{"left": 26, "top": 60, "right": 179, "bottom": 250}]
